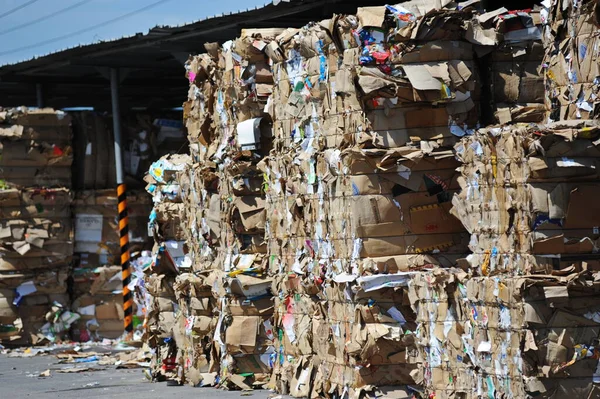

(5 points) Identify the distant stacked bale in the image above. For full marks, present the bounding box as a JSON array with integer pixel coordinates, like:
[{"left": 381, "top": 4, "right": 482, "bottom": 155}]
[{"left": 0, "top": 108, "right": 74, "bottom": 345}]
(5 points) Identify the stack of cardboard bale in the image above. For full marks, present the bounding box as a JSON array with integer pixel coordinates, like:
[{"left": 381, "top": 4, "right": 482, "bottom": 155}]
[
  {"left": 144, "top": 153, "right": 191, "bottom": 381},
  {"left": 0, "top": 108, "right": 75, "bottom": 345},
  {"left": 72, "top": 111, "right": 188, "bottom": 189},
  {"left": 72, "top": 189, "right": 151, "bottom": 266},
  {"left": 544, "top": 0, "right": 599, "bottom": 122},
  {"left": 178, "top": 52, "right": 224, "bottom": 387},
  {"left": 148, "top": 0, "right": 600, "bottom": 397},
  {"left": 180, "top": 1, "right": 480, "bottom": 395},
  {"left": 70, "top": 189, "right": 151, "bottom": 341},
  {"left": 183, "top": 28, "right": 280, "bottom": 389},
  {"left": 261, "top": 4, "right": 478, "bottom": 395},
  {"left": 71, "top": 112, "right": 117, "bottom": 190},
  {"left": 71, "top": 264, "right": 124, "bottom": 341},
  {"left": 441, "top": 120, "right": 600, "bottom": 398},
  {"left": 70, "top": 110, "right": 182, "bottom": 343},
  {"left": 486, "top": 8, "right": 546, "bottom": 124}
]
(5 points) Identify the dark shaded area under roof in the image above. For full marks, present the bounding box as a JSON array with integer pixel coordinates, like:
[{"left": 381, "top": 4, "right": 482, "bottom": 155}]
[{"left": 0, "top": 0, "right": 393, "bottom": 111}]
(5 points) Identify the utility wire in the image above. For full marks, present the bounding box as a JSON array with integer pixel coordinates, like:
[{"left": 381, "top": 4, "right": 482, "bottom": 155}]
[
  {"left": 0, "top": 0, "right": 175, "bottom": 57},
  {"left": 0, "top": 0, "right": 95, "bottom": 37},
  {"left": 0, "top": 0, "right": 41, "bottom": 21}
]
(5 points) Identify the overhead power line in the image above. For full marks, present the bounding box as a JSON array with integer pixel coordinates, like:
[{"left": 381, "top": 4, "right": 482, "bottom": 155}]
[
  {"left": 0, "top": 0, "right": 95, "bottom": 37},
  {"left": 0, "top": 0, "right": 41, "bottom": 20},
  {"left": 0, "top": 0, "right": 175, "bottom": 57}
]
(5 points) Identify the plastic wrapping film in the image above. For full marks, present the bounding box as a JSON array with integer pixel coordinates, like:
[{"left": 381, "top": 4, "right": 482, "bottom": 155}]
[{"left": 0, "top": 108, "right": 74, "bottom": 346}]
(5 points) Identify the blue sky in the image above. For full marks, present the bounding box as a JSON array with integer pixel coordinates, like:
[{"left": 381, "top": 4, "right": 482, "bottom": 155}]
[{"left": 0, "top": 0, "right": 268, "bottom": 65}]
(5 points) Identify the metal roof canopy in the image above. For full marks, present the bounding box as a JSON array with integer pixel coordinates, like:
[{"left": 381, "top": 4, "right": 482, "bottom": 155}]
[{"left": 0, "top": 0, "right": 391, "bottom": 110}]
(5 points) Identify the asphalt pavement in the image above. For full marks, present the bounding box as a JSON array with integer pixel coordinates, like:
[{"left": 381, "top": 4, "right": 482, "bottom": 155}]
[{"left": 0, "top": 354, "right": 278, "bottom": 399}]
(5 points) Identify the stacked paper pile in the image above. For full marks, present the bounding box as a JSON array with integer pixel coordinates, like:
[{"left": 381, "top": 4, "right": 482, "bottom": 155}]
[
  {"left": 72, "top": 111, "right": 188, "bottom": 189},
  {"left": 425, "top": 120, "right": 600, "bottom": 397},
  {"left": 69, "top": 189, "right": 151, "bottom": 341},
  {"left": 144, "top": 0, "right": 600, "bottom": 397},
  {"left": 144, "top": 154, "right": 191, "bottom": 381},
  {"left": 487, "top": 8, "right": 546, "bottom": 124},
  {"left": 171, "top": 272, "right": 219, "bottom": 386},
  {"left": 183, "top": 28, "right": 280, "bottom": 389},
  {"left": 261, "top": 4, "right": 477, "bottom": 394},
  {"left": 0, "top": 108, "right": 75, "bottom": 345},
  {"left": 543, "top": 0, "right": 599, "bottom": 122},
  {"left": 72, "top": 189, "right": 151, "bottom": 266},
  {"left": 71, "top": 265, "right": 126, "bottom": 341},
  {"left": 409, "top": 267, "right": 600, "bottom": 398}
]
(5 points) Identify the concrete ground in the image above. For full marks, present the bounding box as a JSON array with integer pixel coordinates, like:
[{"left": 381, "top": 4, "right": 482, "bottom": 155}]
[{"left": 0, "top": 354, "right": 278, "bottom": 399}]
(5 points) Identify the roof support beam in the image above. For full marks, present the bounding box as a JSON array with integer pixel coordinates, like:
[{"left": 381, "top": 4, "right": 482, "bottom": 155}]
[
  {"left": 36, "top": 83, "right": 43, "bottom": 108},
  {"left": 110, "top": 67, "right": 134, "bottom": 337}
]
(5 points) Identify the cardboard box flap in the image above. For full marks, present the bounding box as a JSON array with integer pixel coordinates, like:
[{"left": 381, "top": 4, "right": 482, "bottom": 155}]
[
  {"left": 229, "top": 275, "right": 272, "bottom": 298},
  {"left": 565, "top": 186, "right": 600, "bottom": 229},
  {"left": 225, "top": 316, "right": 259, "bottom": 348},
  {"left": 356, "top": 6, "right": 386, "bottom": 28}
]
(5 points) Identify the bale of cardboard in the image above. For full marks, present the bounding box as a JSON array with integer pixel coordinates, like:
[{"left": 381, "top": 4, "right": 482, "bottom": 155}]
[{"left": 0, "top": 108, "right": 74, "bottom": 346}]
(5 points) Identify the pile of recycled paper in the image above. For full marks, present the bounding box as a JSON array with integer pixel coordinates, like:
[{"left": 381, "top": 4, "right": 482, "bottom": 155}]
[{"left": 141, "top": 0, "right": 600, "bottom": 397}]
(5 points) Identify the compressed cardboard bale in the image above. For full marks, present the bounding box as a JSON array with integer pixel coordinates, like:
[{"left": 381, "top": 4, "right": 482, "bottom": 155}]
[
  {"left": 0, "top": 108, "right": 73, "bottom": 190},
  {"left": 142, "top": 153, "right": 194, "bottom": 381},
  {"left": 72, "top": 189, "right": 151, "bottom": 266},
  {"left": 0, "top": 268, "right": 71, "bottom": 345},
  {"left": 408, "top": 270, "right": 526, "bottom": 399},
  {"left": 0, "top": 109, "right": 74, "bottom": 344},
  {"left": 484, "top": 9, "right": 546, "bottom": 124},
  {"left": 452, "top": 121, "right": 600, "bottom": 275},
  {"left": 71, "top": 110, "right": 187, "bottom": 190},
  {"left": 172, "top": 272, "right": 219, "bottom": 385},
  {"left": 0, "top": 188, "right": 73, "bottom": 270},
  {"left": 543, "top": 0, "right": 600, "bottom": 122},
  {"left": 408, "top": 267, "right": 600, "bottom": 399},
  {"left": 183, "top": 28, "right": 279, "bottom": 387},
  {"left": 179, "top": 1, "right": 496, "bottom": 394},
  {"left": 164, "top": 0, "right": 600, "bottom": 397}
]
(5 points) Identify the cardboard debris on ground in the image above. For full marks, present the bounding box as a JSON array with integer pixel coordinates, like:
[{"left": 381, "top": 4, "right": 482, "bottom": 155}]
[{"left": 56, "top": 366, "right": 104, "bottom": 373}]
